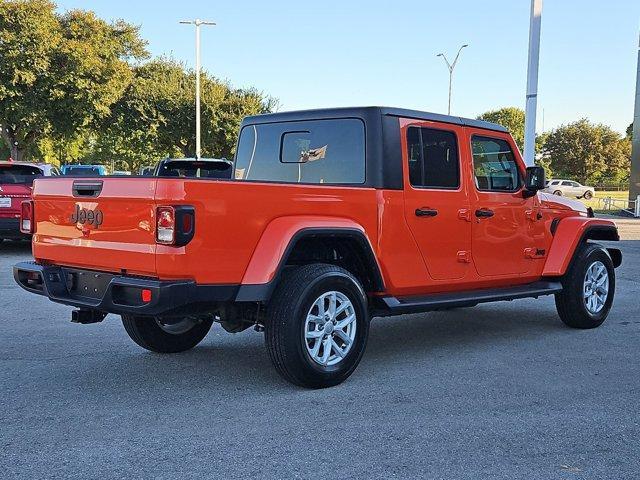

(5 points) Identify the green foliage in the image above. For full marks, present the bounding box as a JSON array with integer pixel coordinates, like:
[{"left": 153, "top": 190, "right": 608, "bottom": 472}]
[
  {"left": 541, "top": 119, "right": 631, "bottom": 184},
  {"left": 534, "top": 131, "right": 553, "bottom": 179},
  {"left": 0, "top": 2, "right": 272, "bottom": 169},
  {"left": 476, "top": 107, "right": 555, "bottom": 178},
  {"left": 627, "top": 122, "right": 634, "bottom": 140},
  {"left": 88, "top": 59, "right": 274, "bottom": 172},
  {"left": 0, "top": 0, "right": 147, "bottom": 161},
  {"left": 477, "top": 107, "right": 525, "bottom": 150}
]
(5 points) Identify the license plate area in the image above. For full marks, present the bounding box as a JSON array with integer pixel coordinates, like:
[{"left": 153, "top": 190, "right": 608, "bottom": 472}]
[
  {"left": 0, "top": 198, "right": 11, "bottom": 208},
  {"left": 63, "top": 268, "right": 113, "bottom": 300}
]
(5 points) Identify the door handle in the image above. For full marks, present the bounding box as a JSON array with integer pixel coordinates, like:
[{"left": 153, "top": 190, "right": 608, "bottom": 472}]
[
  {"left": 475, "top": 208, "right": 495, "bottom": 218},
  {"left": 415, "top": 208, "right": 438, "bottom": 217}
]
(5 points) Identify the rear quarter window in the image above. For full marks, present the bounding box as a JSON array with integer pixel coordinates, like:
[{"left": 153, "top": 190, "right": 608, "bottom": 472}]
[{"left": 234, "top": 118, "right": 365, "bottom": 185}]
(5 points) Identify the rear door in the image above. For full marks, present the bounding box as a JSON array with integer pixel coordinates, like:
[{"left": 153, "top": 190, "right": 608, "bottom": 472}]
[
  {"left": 32, "top": 177, "right": 158, "bottom": 277},
  {"left": 401, "top": 120, "right": 472, "bottom": 280},
  {"left": 467, "top": 131, "right": 535, "bottom": 276}
]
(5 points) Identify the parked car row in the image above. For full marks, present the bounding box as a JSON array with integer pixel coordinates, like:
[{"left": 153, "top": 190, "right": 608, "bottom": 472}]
[{"left": 1, "top": 158, "right": 233, "bottom": 242}]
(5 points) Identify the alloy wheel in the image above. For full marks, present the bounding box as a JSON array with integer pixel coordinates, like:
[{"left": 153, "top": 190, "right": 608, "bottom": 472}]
[
  {"left": 304, "top": 291, "right": 357, "bottom": 366},
  {"left": 583, "top": 261, "right": 609, "bottom": 314}
]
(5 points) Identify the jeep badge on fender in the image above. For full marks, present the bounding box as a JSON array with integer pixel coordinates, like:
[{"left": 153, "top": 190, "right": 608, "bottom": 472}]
[{"left": 71, "top": 204, "right": 103, "bottom": 228}]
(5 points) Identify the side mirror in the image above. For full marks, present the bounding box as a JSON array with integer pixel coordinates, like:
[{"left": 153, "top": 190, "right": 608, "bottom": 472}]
[{"left": 523, "top": 166, "right": 545, "bottom": 198}]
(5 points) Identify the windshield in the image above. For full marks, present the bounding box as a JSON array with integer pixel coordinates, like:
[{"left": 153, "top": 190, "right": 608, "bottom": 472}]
[
  {"left": 63, "top": 166, "right": 104, "bottom": 176},
  {"left": 0, "top": 165, "right": 43, "bottom": 185},
  {"left": 157, "top": 160, "right": 232, "bottom": 179}
]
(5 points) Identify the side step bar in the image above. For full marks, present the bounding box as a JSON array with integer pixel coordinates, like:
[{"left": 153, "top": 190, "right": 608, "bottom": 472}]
[{"left": 378, "top": 281, "right": 563, "bottom": 315}]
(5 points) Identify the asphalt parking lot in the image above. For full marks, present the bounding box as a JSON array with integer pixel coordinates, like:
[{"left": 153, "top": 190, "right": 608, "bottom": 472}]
[{"left": 1, "top": 238, "right": 639, "bottom": 480}]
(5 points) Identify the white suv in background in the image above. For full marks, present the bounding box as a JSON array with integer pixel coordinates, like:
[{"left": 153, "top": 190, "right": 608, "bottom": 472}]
[{"left": 545, "top": 179, "right": 595, "bottom": 200}]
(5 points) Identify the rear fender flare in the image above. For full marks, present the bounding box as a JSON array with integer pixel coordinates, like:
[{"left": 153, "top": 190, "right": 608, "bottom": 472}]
[
  {"left": 236, "top": 216, "right": 383, "bottom": 302},
  {"left": 542, "top": 217, "right": 620, "bottom": 277}
]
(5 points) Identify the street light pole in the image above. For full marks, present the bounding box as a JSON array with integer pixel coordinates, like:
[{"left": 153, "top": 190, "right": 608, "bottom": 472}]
[
  {"left": 629, "top": 31, "right": 640, "bottom": 208},
  {"left": 437, "top": 44, "right": 469, "bottom": 115},
  {"left": 180, "top": 19, "right": 216, "bottom": 160},
  {"left": 523, "top": 0, "right": 543, "bottom": 167}
]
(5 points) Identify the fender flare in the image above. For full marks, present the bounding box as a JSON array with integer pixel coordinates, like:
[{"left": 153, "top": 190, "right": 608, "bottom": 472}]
[
  {"left": 542, "top": 217, "right": 620, "bottom": 277},
  {"left": 235, "top": 216, "right": 383, "bottom": 302}
]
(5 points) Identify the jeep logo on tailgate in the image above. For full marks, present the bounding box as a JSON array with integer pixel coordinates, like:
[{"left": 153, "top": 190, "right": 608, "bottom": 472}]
[{"left": 71, "top": 205, "right": 103, "bottom": 228}]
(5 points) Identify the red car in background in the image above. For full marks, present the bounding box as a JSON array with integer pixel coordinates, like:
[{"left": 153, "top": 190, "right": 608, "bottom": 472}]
[{"left": 0, "top": 162, "right": 55, "bottom": 242}]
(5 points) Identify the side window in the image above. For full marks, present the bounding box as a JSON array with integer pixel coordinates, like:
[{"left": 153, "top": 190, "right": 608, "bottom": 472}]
[
  {"left": 562, "top": 181, "right": 573, "bottom": 186},
  {"left": 471, "top": 136, "right": 521, "bottom": 192},
  {"left": 406, "top": 126, "right": 459, "bottom": 189},
  {"left": 234, "top": 119, "right": 365, "bottom": 184}
]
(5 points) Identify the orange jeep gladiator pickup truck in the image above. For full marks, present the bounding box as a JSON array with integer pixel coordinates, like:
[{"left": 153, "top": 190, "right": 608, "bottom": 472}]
[{"left": 14, "top": 107, "right": 622, "bottom": 388}]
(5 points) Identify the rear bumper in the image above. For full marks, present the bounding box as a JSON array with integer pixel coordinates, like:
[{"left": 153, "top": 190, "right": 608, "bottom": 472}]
[
  {"left": 0, "top": 217, "right": 27, "bottom": 239},
  {"left": 13, "top": 262, "right": 238, "bottom": 316}
]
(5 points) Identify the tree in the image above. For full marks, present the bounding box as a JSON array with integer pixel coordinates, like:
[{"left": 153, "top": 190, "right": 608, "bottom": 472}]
[
  {"left": 477, "top": 107, "right": 552, "bottom": 177},
  {"left": 477, "top": 107, "right": 525, "bottom": 150},
  {"left": 627, "top": 122, "right": 634, "bottom": 140},
  {"left": 90, "top": 59, "right": 274, "bottom": 172},
  {"left": 0, "top": 0, "right": 147, "bottom": 161},
  {"left": 542, "top": 119, "right": 631, "bottom": 184}
]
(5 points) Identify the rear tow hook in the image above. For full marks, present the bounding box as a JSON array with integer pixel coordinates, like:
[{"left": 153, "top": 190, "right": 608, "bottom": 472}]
[{"left": 71, "top": 309, "right": 107, "bottom": 324}]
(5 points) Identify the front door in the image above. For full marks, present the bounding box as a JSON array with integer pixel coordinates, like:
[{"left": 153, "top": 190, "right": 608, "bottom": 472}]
[
  {"left": 467, "top": 131, "right": 535, "bottom": 276},
  {"left": 402, "top": 121, "right": 472, "bottom": 281}
]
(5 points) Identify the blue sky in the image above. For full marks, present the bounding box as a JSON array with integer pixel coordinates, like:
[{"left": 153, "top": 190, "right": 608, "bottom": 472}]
[{"left": 56, "top": 0, "right": 639, "bottom": 134}]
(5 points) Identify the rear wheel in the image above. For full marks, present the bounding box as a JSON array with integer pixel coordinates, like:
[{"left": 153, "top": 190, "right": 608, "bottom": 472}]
[
  {"left": 555, "top": 243, "right": 615, "bottom": 329},
  {"left": 553, "top": 190, "right": 563, "bottom": 196},
  {"left": 122, "top": 315, "right": 213, "bottom": 353},
  {"left": 583, "top": 190, "right": 593, "bottom": 200},
  {"left": 265, "top": 263, "right": 369, "bottom": 388}
]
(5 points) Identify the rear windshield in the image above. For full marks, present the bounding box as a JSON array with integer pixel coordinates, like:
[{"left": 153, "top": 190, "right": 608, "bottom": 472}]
[
  {"left": 0, "top": 165, "right": 43, "bottom": 185},
  {"left": 63, "top": 166, "right": 103, "bottom": 176},
  {"left": 156, "top": 161, "right": 232, "bottom": 179},
  {"left": 234, "top": 118, "right": 366, "bottom": 184}
]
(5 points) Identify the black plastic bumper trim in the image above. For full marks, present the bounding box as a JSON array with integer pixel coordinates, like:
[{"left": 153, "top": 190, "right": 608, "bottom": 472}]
[{"left": 13, "top": 262, "right": 238, "bottom": 316}]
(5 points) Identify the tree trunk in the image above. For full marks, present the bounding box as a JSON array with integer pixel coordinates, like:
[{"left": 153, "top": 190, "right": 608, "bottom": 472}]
[{"left": 0, "top": 125, "right": 27, "bottom": 162}]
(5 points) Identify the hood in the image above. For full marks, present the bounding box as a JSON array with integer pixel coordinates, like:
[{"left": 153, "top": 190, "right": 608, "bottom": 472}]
[{"left": 539, "top": 192, "right": 588, "bottom": 214}]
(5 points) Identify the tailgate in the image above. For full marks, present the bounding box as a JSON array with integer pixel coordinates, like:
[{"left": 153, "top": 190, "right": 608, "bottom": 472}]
[
  {"left": 32, "top": 177, "right": 158, "bottom": 277},
  {"left": 0, "top": 184, "right": 30, "bottom": 218}
]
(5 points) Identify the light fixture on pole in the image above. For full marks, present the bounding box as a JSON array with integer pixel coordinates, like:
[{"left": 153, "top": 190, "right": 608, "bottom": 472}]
[
  {"left": 179, "top": 18, "right": 216, "bottom": 160},
  {"left": 437, "top": 44, "right": 469, "bottom": 115}
]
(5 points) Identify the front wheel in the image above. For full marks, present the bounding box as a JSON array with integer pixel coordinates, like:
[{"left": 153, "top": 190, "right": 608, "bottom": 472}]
[
  {"left": 554, "top": 190, "right": 563, "bottom": 196},
  {"left": 265, "top": 263, "right": 370, "bottom": 388},
  {"left": 555, "top": 243, "right": 615, "bottom": 329},
  {"left": 583, "top": 190, "right": 593, "bottom": 200},
  {"left": 122, "top": 315, "right": 213, "bottom": 353}
]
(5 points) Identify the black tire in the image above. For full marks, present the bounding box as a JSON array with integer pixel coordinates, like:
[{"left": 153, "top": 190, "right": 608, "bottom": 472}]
[
  {"left": 122, "top": 315, "right": 213, "bottom": 353},
  {"left": 583, "top": 191, "right": 593, "bottom": 200},
  {"left": 265, "top": 263, "right": 369, "bottom": 388},
  {"left": 555, "top": 243, "right": 615, "bottom": 329},
  {"left": 554, "top": 190, "right": 563, "bottom": 196}
]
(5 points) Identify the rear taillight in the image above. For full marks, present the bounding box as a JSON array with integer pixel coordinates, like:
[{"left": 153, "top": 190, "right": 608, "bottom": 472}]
[
  {"left": 20, "top": 200, "right": 34, "bottom": 234},
  {"left": 156, "top": 206, "right": 175, "bottom": 244},
  {"left": 155, "top": 205, "right": 196, "bottom": 247}
]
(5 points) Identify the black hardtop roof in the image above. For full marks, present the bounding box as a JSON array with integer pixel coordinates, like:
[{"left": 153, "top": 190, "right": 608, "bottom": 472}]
[{"left": 242, "top": 106, "right": 508, "bottom": 133}]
